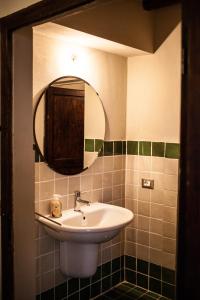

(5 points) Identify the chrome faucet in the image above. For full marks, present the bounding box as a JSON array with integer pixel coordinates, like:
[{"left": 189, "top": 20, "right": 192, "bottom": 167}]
[{"left": 74, "top": 191, "right": 90, "bottom": 212}]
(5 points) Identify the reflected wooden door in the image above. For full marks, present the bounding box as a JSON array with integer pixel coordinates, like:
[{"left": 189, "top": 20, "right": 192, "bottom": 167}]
[{"left": 45, "top": 87, "right": 85, "bottom": 174}]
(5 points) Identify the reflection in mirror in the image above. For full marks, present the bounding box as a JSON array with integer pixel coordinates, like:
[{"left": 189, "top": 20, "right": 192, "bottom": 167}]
[{"left": 34, "top": 76, "right": 105, "bottom": 175}]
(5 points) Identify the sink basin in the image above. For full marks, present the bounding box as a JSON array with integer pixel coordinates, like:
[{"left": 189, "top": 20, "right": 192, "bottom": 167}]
[
  {"left": 38, "top": 202, "right": 133, "bottom": 243},
  {"left": 37, "top": 202, "right": 133, "bottom": 277}
]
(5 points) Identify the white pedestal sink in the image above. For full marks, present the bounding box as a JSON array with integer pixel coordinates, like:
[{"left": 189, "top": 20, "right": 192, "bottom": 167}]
[{"left": 37, "top": 203, "right": 134, "bottom": 277}]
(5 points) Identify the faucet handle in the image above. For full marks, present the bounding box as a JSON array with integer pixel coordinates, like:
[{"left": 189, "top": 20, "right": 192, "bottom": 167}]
[{"left": 74, "top": 191, "right": 80, "bottom": 198}]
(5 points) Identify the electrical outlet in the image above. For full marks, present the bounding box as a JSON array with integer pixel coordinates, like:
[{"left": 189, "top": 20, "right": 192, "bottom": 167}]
[{"left": 141, "top": 178, "right": 154, "bottom": 189}]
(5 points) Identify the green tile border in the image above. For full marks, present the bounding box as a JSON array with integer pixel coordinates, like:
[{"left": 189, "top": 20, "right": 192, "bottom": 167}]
[
  {"left": 85, "top": 139, "right": 94, "bottom": 152},
  {"left": 114, "top": 141, "right": 123, "bottom": 155},
  {"left": 165, "top": 143, "right": 180, "bottom": 159},
  {"left": 139, "top": 141, "right": 151, "bottom": 156},
  {"left": 103, "top": 141, "right": 113, "bottom": 156},
  {"left": 95, "top": 139, "right": 103, "bottom": 152},
  {"left": 35, "top": 139, "right": 180, "bottom": 163},
  {"left": 127, "top": 141, "right": 138, "bottom": 155},
  {"left": 152, "top": 142, "right": 165, "bottom": 157}
]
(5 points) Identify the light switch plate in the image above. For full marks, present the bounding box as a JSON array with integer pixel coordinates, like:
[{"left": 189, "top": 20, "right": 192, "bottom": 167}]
[{"left": 141, "top": 178, "right": 154, "bottom": 189}]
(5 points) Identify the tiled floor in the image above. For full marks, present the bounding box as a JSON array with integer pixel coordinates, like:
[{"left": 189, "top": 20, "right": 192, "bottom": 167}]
[{"left": 94, "top": 281, "right": 171, "bottom": 300}]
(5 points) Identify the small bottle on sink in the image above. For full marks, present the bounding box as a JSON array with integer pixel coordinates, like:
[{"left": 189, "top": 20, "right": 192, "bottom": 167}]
[{"left": 50, "top": 194, "right": 62, "bottom": 218}]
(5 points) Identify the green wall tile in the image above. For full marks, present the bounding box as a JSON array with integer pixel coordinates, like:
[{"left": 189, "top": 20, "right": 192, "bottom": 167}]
[
  {"left": 162, "top": 267, "right": 175, "bottom": 284},
  {"left": 152, "top": 142, "right": 165, "bottom": 157},
  {"left": 137, "top": 259, "right": 149, "bottom": 275},
  {"left": 165, "top": 143, "right": 180, "bottom": 159},
  {"left": 125, "top": 255, "right": 136, "bottom": 271},
  {"left": 127, "top": 141, "right": 138, "bottom": 155},
  {"left": 139, "top": 141, "right": 151, "bottom": 156},
  {"left": 85, "top": 139, "right": 94, "bottom": 152},
  {"left": 114, "top": 141, "right": 123, "bottom": 155},
  {"left": 162, "top": 282, "right": 175, "bottom": 299},
  {"left": 123, "top": 141, "right": 127, "bottom": 154},
  {"left": 95, "top": 139, "right": 103, "bottom": 152},
  {"left": 150, "top": 263, "right": 161, "bottom": 280},
  {"left": 104, "top": 141, "right": 113, "bottom": 156},
  {"left": 149, "top": 277, "right": 161, "bottom": 294},
  {"left": 137, "top": 273, "right": 148, "bottom": 289}
]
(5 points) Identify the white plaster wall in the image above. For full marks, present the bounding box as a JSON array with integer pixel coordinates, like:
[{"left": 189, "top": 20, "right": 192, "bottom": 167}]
[
  {"left": 84, "top": 83, "right": 105, "bottom": 139},
  {"left": 126, "top": 24, "right": 181, "bottom": 142},
  {"left": 33, "top": 30, "right": 127, "bottom": 140}
]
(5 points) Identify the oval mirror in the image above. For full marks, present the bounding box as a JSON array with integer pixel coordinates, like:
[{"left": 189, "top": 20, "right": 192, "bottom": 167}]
[{"left": 34, "top": 76, "right": 105, "bottom": 175}]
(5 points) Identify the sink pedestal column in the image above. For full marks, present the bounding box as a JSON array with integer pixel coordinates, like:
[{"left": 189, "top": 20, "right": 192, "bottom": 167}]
[{"left": 60, "top": 241, "right": 99, "bottom": 277}]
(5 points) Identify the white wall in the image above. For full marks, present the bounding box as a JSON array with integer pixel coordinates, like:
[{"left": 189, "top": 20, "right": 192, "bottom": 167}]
[
  {"left": 126, "top": 24, "right": 181, "bottom": 142},
  {"left": 33, "top": 29, "right": 127, "bottom": 140}
]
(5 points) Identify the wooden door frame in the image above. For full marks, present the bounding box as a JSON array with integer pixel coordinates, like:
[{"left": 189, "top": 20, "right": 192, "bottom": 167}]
[
  {"left": 1, "top": 0, "right": 200, "bottom": 299},
  {"left": 0, "top": 1, "right": 95, "bottom": 299}
]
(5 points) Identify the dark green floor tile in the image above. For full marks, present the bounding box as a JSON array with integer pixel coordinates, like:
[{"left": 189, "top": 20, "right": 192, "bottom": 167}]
[
  {"left": 104, "top": 288, "right": 122, "bottom": 298},
  {"left": 102, "top": 261, "right": 111, "bottom": 278},
  {"left": 91, "top": 280, "right": 101, "bottom": 298},
  {"left": 139, "top": 141, "right": 151, "bottom": 156},
  {"left": 165, "top": 143, "right": 180, "bottom": 159},
  {"left": 139, "top": 293, "right": 158, "bottom": 300},
  {"left": 150, "top": 263, "right": 161, "bottom": 280},
  {"left": 137, "top": 259, "right": 149, "bottom": 275},
  {"left": 162, "top": 282, "right": 175, "bottom": 299},
  {"left": 114, "top": 282, "right": 135, "bottom": 293},
  {"left": 68, "top": 278, "right": 79, "bottom": 295},
  {"left": 122, "top": 281, "right": 136, "bottom": 288},
  {"left": 102, "top": 276, "right": 111, "bottom": 293},
  {"left": 149, "top": 277, "right": 161, "bottom": 294},
  {"left": 125, "top": 269, "right": 136, "bottom": 284},
  {"left": 111, "top": 271, "right": 121, "bottom": 286},
  {"left": 95, "top": 296, "right": 110, "bottom": 300},
  {"left": 117, "top": 295, "right": 133, "bottom": 300},
  {"left": 80, "top": 286, "right": 90, "bottom": 300},
  {"left": 152, "top": 142, "right": 165, "bottom": 157},
  {"left": 125, "top": 255, "right": 136, "bottom": 271},
  {"left": 146, "top": 291, "right": 161, "bottom": 299},
  {"left": 41, "top": 288, "right": 54, "bottom": 300},
  {"left": 126, "top": 286, "right": 146, "bottom": 299},
  {"left": 104, "top": 141, "right": 113, "bottom": 156},
  {"left": 162, "top": 267, "right": 175, "bottom": 284},
  {"left": 85, "top": 139, "right": 95, "bottom": 152},
  {"left": 137, "top": 273, "right": 148, "bottom": 289},
  {"left": 127, "top": 141, "right": 138, "bottom": 155},
  {"left": 112, "top": 257, "right": 121, "bottom": 272},
  {"left": 114, "top": 141, "right": 123, "bottom": 155},
  {"left": 55, "top": 282, "right": 67, "bottom": 300},
  {"left": 159, "top": 297, "right": 171, "bottom": 300}
]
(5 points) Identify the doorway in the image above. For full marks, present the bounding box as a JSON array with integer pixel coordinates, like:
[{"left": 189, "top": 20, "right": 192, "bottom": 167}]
[{"left": 3, "top": 0, "right": 198, "bottom": 299}]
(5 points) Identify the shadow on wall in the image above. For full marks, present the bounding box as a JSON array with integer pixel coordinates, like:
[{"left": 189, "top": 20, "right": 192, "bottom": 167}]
[{"left": 154, "top": 4, "right": 181, "bottom": 51}]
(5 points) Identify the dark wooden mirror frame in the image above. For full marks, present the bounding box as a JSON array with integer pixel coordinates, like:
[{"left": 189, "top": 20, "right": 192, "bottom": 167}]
[
  {"left": 1, "top": 0, "right": 200, "bottom": 299},
  {"left": 33, "top": 75, "right": 105, "bottom": 175}
]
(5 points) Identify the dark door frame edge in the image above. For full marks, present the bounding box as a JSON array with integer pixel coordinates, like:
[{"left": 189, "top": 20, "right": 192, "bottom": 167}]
[
  {"left": 2, "top": 1, "right": 200, "bottom": 300},
  {"left": 0, "top": 1, "right": 94, "bottom": 299},
  {"left": 177, "top": 1, "right": 200, "bottom": 299}
]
